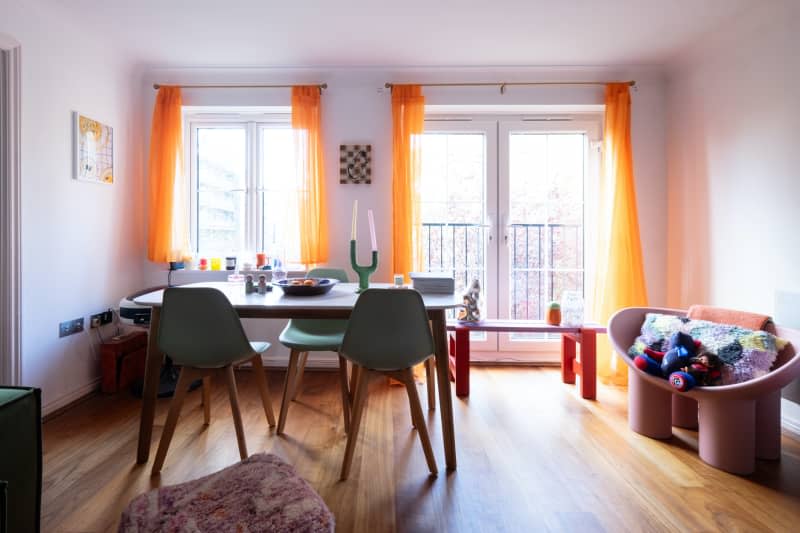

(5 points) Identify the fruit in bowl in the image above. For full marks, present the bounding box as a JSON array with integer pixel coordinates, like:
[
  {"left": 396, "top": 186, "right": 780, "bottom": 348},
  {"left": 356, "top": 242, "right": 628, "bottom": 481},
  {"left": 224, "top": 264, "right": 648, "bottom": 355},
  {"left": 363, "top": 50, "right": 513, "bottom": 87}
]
[{"left": 275, "top": 277, "right": 337, "bottom": 296}]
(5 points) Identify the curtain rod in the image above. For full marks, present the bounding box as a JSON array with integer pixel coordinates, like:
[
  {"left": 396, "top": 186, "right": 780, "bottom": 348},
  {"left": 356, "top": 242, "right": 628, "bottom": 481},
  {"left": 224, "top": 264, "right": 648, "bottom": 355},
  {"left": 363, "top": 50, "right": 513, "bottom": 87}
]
[
  {"left": 152, "top": 83, "right": 328, "bottom": 91},
  {"left": 384, "top": 80, "right": 635, "bottom": 94}
]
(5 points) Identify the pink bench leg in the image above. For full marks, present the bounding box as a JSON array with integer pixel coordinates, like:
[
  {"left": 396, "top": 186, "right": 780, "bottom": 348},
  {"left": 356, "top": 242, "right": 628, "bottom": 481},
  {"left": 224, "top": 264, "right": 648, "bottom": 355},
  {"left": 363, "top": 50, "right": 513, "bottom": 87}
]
[
  {"left": 672, "top": 395, "right": 698, "bottom": 429},
  {"left": 578, "top": 329, "right": 596, "bottom": 400},
  {"left": 561, "top": 335, "right": 576, "bottom": 384},
  {"left": 755, "top": 390, "right": 782, "bottom": 460},
  {"left": 454, "top": 327, "right": 470, "bottom": 397},
  {"left": 628, "top": 369, "right": 672, "bottom": 439},
  {"left": 698, "top": 397, "right": 756, "bottom": 475}
]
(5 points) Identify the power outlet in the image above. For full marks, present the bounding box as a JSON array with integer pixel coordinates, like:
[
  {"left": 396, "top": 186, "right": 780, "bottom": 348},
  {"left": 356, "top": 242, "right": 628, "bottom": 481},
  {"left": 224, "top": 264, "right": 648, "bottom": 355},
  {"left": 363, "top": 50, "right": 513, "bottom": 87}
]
[
  {"left": 59, "top": 317, "right": 84, "bottom": 338},
  {"left": 90, "top": 309, "right": 113, "bottom": 328}
]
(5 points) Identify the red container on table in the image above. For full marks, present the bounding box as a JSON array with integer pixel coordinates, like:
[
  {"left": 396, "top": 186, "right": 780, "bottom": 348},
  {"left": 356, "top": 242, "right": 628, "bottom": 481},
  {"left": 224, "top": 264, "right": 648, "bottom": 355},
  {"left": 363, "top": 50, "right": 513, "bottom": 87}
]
[{"left": 256, "top": 252, "right": 267, "bottom": 268}]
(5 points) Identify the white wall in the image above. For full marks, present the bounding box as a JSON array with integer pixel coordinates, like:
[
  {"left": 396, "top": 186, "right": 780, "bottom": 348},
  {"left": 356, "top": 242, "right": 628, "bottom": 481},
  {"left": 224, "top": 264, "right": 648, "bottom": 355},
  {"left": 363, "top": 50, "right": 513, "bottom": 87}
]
[
  {"left": 665, "top": 1, "right": 800, "bottom": 314},
  {"left": 0, "top": 1, "right": 144, "bottom": 412},
  {"left": 665, "top": 1, "right": 800, "bottom": 403},
  {"left": 142, "top": 66, "right": 668, "bottom": 364}
]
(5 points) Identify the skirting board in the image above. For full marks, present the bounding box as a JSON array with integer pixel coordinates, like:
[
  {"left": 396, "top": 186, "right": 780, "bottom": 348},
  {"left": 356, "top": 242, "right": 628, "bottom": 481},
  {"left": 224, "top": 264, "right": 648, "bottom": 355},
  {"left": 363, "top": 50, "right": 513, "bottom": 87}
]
[
  {"left": 782, "top": 399, "right": 800, "bottom": 438},
  {"left": 43, "top": 377, "right": 101, "bottom": 417},
  {"left": 260, "top": 352, "right": 339, "bottom": 369}
]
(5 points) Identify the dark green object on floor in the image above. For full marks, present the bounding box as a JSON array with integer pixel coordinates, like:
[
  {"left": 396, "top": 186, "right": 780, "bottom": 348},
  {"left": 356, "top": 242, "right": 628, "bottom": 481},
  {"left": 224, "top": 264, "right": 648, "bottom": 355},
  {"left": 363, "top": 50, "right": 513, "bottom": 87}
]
[{"left": 0, "top": 386, "right": 42, "bottom": 533}]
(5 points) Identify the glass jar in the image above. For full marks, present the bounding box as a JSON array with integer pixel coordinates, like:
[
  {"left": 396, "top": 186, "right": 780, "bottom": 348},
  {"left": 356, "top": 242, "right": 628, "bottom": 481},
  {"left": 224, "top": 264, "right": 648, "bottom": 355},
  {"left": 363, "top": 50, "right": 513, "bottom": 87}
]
[
  {"left": 272, "top": 259, "right": 287, "bottom": 283},
  {"left": 560, "top": 290, "right": 584, "bottom": 327}
]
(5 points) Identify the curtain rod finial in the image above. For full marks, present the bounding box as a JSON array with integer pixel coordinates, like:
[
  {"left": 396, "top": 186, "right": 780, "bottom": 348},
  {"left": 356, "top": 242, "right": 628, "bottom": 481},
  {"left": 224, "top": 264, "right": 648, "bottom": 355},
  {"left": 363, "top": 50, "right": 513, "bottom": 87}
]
[{"left": 153, "top": 83, "right": 160, "bottom": 90}]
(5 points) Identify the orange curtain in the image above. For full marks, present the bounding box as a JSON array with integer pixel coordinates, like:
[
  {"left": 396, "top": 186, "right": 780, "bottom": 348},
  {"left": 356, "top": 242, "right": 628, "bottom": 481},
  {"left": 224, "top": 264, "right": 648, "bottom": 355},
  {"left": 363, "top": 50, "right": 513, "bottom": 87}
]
[
  {"left": 147, "top": 86, "right": 188, "bottom": 263},
  {"left": 592, "top": 83, "right": 648, "bottom": 386},
  {"left": 391, "top": 85, "right": 425, "bottom": 281},
  {"left": 292, "top": 86, "right": 328, "bottom": 266}
]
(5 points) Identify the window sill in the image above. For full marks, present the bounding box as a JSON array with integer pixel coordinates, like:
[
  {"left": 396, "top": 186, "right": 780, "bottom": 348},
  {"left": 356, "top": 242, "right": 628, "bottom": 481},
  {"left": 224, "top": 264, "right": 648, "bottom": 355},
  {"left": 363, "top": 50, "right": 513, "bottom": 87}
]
[{"left": 162, "top": 268, "right": 307, "bottom": 286}]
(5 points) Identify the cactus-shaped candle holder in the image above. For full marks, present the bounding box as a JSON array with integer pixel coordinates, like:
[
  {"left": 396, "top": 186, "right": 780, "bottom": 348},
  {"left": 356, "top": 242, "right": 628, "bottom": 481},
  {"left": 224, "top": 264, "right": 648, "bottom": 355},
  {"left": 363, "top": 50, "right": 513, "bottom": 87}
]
[{"left": 350, "top": 239, "right": 378, "bottom": 293}]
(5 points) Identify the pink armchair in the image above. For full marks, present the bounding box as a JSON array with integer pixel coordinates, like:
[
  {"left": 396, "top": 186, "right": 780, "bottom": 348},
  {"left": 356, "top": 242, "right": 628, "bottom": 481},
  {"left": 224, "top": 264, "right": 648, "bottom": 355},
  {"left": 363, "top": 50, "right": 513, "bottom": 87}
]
[{"left": 608, "top": 307, "right": 800, "bottom": 475}]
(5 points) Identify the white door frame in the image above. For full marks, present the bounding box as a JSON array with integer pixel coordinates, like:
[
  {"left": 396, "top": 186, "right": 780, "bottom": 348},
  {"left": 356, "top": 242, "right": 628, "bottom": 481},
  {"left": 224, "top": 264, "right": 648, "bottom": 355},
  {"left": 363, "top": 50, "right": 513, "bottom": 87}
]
[
  {"left": 0, "top": 37, "right": 22, "bottom": 386},
  {"left": 422, "top": 119, "right": 498, "bottom": 352},
  {"left": 497, "top": 119, "right": 601, "bottom": 361}
]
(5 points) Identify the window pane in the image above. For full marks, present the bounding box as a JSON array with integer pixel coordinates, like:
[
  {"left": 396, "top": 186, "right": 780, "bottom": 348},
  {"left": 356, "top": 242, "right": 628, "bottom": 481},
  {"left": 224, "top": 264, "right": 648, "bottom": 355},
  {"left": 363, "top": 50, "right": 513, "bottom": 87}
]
[
  {"left": 197, "top": 190, "right": 246, "bottom": 254},
  {"left": 196, "top": 128, "right": 246, "bottom": 254},
  {"left": 508, "top": 132, "right": 585, "bottom": 327},
  {"left": 421, "top": 132, "right": 487, "bottom": 321},
  {"left": 260, "top": 127, "right": 299, "bottom": 263}
]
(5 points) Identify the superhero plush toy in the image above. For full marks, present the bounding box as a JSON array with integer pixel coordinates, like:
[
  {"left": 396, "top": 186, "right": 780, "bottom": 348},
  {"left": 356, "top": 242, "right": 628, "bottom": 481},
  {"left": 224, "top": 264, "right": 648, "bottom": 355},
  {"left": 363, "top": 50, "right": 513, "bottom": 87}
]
[{"left": 634, "top": 332, "right": 722, "bottom": 391}]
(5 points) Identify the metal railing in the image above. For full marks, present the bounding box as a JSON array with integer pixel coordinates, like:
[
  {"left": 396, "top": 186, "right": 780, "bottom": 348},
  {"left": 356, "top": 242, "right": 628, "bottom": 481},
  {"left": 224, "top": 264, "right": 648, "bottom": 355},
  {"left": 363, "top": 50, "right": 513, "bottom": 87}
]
[{"left": 421, "top": 222, "right": 583, "bottom": 321}]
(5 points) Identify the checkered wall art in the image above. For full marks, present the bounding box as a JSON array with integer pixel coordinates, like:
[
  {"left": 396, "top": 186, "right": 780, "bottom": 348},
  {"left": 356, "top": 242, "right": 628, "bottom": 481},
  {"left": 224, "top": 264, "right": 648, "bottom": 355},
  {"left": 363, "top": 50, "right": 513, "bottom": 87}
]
[{"left": 339, "top": 144, "right": 372, "bottom": 184}]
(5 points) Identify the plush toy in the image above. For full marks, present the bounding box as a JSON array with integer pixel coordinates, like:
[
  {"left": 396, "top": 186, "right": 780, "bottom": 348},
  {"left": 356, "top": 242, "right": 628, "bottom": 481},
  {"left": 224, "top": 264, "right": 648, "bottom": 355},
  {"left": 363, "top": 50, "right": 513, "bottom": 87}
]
[
  {"left": 668, "top": 353, "right": 723, "bottom": 391},
  {"left": 669, "top": 371, "right": 696, "bottom": 391},
  {"left": 633, "top": 354, "right": 662, "bottom": 376}
]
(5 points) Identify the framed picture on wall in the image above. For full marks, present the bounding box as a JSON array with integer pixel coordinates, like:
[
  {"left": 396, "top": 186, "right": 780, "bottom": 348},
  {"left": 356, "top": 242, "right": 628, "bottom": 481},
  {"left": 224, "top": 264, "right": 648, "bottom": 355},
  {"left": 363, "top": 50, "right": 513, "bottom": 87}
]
[
  {"left": 340, "top": 144, "right": 371, "bottom": 184},
  {"left": 73, "top": 111, "right": 114, "bottom": 184}
]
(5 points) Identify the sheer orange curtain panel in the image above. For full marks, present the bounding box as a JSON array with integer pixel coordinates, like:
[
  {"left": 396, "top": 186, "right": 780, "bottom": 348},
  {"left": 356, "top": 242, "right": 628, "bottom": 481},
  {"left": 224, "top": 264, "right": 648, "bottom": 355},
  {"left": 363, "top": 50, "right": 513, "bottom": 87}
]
[
  {"left": 592, "top": 83, "right": 648, "bottom": 386},
  {"left": 292, "top": 86, "right": 329, "bottom": 266},
  {"left": 147, "top": 86, "right": 188, "bottom": 263},
  {"left": 391, "top": 85, "right": 425, "bottom": 281}
]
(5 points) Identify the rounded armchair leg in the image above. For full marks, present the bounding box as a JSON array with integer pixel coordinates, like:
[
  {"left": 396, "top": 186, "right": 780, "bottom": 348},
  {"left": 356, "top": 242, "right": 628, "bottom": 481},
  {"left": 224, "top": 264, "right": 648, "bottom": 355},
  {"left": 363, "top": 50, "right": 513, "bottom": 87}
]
[
  {"left": 672, "top": 394, "right": 698, "bottom": 429},
  {"left": 628, "top": 368, "right": 672, "bottom": 439},
  {"left": 755, "top": 390, "right": 782, "bottom": 460},
  {"left": 698, "top": 398, "right": 755, "bottom": 475}
]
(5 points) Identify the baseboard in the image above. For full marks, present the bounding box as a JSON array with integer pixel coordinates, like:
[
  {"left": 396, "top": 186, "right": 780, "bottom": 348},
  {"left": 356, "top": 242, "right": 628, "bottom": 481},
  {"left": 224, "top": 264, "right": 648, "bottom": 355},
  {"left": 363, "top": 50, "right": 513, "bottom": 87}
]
[
  {"left": 782, "top": 399, "right": 800, "bottom": 438},
  {"left": 259, "top": 353, "right": 340, "bottom": 370},
  {"left": 43, "top": 378, "right": 100, "bottom": 419}
]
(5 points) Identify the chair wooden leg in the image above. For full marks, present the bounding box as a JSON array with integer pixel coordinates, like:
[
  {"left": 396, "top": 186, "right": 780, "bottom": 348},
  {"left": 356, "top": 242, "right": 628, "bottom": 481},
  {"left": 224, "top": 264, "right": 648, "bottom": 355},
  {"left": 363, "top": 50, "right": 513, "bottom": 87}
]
[
  {"left": 201, "top": 376, "right": 211, "bottom": 425},
  {"left": 341, "top": 366, "right": 370, "bottom": 480},
  {"left": 152, "top": 367, "right": 197, "bottom": 475},
  {"left": 293, "top": 351, "right": 309, "bottom": 400},
  {"left": 398, "top": 368, "right": 438, "bottom": 475},
  {"left": 224, "top": 366, "right": 248, "bottom": 460},
  {"left": 338, "top": 354, "right": 351, "bottom": 434},
  {"left": 278, "top": 349, "right": 301, "bottom": 434},
  {"left": 349, "top": 363, "right": 362, "bottom": 408},
  {"left": 250, "top": 354, "right": 276, "bottom": 427},
  {"left": 425, "top": 357, "right": 436, "bottom": 411}
]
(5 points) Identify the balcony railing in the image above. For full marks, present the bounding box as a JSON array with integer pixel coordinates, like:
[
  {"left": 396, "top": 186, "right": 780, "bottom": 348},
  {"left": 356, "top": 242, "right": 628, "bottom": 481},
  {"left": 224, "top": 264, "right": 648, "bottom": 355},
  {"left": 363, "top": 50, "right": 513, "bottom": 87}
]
[{"left": 422, "top": 222, "right": 583, "bottom": 321}]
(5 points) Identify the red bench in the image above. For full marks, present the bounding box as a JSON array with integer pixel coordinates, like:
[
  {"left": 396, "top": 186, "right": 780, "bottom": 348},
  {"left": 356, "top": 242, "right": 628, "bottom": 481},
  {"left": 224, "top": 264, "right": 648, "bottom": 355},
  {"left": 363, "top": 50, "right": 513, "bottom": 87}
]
[{"left": 446, "top": 320, "right": 607, "bottom": 399}]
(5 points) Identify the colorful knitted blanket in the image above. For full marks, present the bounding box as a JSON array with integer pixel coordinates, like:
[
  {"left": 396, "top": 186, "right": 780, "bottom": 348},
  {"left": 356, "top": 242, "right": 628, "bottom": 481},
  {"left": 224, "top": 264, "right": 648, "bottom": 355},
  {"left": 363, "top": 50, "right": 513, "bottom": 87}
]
[{"left": 629, "top": 313, "right": 787, "bottom": 385}]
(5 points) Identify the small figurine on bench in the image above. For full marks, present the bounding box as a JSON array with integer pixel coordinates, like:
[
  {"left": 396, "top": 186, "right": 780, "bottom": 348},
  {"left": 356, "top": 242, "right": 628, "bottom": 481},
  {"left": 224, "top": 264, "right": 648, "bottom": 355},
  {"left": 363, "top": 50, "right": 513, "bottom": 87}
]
[{"left": 457, "top": 278, "right": 482, "bottom": 323}]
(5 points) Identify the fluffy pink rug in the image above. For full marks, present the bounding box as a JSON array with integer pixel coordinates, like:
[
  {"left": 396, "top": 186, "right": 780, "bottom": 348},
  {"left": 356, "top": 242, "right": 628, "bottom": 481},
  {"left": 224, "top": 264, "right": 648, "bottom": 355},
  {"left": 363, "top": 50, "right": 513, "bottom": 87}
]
[{"left": 120, "top": 453, "right": 334, "bottom": 532}]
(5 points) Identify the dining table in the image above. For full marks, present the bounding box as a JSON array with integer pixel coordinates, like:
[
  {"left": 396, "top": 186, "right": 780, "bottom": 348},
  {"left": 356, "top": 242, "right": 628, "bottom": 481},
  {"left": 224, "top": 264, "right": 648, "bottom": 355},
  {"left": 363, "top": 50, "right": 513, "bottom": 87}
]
[{"left": 133, "top": 281, "right": 463, "bottom": 470}]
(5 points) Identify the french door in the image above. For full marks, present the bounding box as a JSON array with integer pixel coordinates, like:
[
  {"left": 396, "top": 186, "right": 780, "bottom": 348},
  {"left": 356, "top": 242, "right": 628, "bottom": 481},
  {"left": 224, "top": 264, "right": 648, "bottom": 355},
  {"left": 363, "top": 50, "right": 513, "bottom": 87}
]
[{"left": 421, "top": 117, "right": 600, "bottom": 361}]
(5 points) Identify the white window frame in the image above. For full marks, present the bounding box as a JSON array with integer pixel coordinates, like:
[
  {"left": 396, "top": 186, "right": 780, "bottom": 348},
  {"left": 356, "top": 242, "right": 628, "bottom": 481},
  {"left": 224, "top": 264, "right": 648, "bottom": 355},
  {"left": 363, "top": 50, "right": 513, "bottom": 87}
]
[
  {"left": 497, "top": 119, "right": 601, "bottom": 360},
  {"left": 183, "top": 109, "right": 291, "bottom": 256},
  {"left": 420, "top": 112, "right": 602, "bottom": 362}
]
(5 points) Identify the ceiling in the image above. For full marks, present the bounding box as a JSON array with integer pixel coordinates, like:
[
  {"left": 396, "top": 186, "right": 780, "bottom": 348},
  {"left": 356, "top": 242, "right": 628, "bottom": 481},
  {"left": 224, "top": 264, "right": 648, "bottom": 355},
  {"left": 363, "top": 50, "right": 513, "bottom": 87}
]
[{"left": 42, "top": 0, "right": 756, "bottom": 68}]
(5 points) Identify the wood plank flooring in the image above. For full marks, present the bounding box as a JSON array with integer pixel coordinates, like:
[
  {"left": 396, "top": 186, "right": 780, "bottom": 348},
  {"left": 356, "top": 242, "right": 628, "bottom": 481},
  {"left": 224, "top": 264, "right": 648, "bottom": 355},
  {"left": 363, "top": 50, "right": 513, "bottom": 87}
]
[{"left": 42, "top": 368, "right": 800, "bottom": 532}]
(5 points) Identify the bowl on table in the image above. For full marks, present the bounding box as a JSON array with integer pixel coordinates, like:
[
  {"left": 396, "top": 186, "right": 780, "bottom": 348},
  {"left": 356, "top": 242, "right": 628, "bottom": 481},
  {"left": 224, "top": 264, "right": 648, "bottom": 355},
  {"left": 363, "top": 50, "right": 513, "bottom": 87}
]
[{"left": 273, "top": 278, "right": 338, "bottom": 296}]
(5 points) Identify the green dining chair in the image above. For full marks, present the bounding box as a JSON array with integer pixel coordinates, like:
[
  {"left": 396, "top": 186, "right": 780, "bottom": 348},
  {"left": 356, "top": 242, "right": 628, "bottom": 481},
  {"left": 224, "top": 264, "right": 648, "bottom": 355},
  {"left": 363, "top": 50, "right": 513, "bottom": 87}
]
[
  {"left": 338, "top": 289, "right": 438, "bottom": 480},
  {"left": 151, "top": 287, "right": 276, "bottom": 475},
  {"left": 277, "top": 267, "right": 351, "bottom": 434}
]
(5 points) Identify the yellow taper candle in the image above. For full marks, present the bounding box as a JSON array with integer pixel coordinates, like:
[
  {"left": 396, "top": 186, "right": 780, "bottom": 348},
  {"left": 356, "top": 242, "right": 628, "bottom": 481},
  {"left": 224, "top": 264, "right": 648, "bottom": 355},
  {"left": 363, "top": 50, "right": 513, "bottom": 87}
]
[{"left": 351, "top": 199, "right": 358, "bottom": 240}]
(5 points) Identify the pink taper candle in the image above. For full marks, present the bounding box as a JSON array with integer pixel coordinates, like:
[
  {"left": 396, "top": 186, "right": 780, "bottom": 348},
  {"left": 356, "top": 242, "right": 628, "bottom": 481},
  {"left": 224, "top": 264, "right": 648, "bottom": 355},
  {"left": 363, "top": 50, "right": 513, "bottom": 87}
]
[{"left": 368, "top": 209, "right": 377, "bottom": 251}]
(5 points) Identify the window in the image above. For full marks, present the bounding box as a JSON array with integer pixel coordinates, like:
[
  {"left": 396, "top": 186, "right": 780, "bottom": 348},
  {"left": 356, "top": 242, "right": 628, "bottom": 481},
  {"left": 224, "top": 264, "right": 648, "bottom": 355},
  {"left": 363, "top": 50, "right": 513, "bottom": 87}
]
[
  {"left": 420, "top": 115, "right": 600, "bottom": 361},
  {"left": 186, "top": 110, "right": 300, "bottom": 262}
]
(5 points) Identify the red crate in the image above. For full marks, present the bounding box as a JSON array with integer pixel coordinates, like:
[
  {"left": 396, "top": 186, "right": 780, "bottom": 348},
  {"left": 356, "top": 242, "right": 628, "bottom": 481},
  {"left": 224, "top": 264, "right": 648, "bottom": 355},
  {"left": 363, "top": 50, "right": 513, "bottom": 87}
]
[{"left": 100, "top": 331, "right": 148, "bottom": 394}]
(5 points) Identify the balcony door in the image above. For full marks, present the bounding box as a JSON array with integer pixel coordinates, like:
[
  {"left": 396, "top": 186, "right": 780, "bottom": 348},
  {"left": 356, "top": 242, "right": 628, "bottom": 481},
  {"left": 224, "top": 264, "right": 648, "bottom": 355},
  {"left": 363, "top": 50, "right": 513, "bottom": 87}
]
[{"left": 422, "top": 116, "right": 600, "bottom": 362}]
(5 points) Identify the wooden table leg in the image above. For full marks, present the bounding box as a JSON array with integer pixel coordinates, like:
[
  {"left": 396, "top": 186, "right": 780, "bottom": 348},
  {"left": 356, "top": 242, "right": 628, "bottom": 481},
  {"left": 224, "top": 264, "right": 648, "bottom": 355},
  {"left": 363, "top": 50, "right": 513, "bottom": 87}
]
[
  {"left": 431, "top": 310, "right": 457, "bottom": 471},
  {"left": 561, "top": 333, "right": 576, "bottom": 385},
  {"left": 454, "top": 327, "right": 470, "bottom": 397},
  {"left": 136, "top": 306, "right": 163, "bottom": 464},
  {"left": 579, "top": 329, "right": 597, "bottom": 400}
]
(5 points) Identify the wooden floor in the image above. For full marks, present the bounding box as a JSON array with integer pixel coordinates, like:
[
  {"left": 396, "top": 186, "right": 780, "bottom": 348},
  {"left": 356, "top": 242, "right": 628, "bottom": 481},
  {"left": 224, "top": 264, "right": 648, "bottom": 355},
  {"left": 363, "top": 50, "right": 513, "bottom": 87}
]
[{"left": 42, "top": 367, "right": 800, "bottom": 532}]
